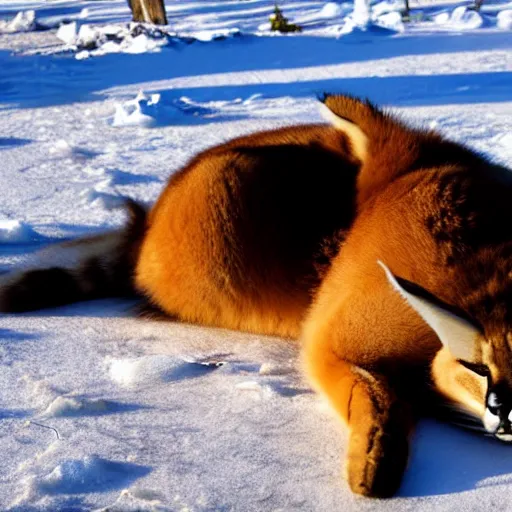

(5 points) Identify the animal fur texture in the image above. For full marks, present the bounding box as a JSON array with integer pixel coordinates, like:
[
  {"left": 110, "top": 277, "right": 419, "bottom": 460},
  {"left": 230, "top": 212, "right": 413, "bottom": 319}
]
[{"left": 2, "top": 94, "right": 512, "bottom": 497}]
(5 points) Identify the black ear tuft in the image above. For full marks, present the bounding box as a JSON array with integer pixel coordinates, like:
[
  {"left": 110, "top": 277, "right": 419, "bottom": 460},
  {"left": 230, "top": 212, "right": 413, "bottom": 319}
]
[
  {"left": 317, "top": 92, "right": 330, "bottom": 103},
  {"left": 457, "top": 360, "right": 490, "bottom": 378}
]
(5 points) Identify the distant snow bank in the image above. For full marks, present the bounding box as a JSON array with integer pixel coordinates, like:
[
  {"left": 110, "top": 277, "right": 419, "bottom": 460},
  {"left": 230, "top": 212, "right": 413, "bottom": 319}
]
[
  {"left": 443, "top": 5, "right": 484, "bottom": 29},
  {"left": 314, "top": 0, "right": 511, "bottom": 35},
  {"left": 56, "top": 22, "right": 172, "bottom": 58},
  {"left": 54, "top": 21, "right": 243, "bottom": 59},
  {"left": 434, "top": 5, "right": 512, "bottom": 30}
]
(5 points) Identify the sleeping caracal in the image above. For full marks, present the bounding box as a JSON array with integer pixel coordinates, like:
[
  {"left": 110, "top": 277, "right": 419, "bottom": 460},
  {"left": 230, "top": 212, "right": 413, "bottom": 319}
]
[{"left": 2, "top": 94, "right": 512, "bottom": 497}]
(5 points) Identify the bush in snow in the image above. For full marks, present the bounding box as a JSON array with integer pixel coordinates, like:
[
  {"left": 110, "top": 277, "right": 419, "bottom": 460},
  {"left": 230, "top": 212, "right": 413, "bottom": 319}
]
[{"left": 270, "top": 5, "right": 302, "bottom": 33}]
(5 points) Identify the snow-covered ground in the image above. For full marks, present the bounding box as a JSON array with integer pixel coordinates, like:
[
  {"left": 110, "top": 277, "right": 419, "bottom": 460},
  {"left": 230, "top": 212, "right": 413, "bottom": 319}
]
[{"left": 1, "top": 0, "right": 512, "bottom": 510}]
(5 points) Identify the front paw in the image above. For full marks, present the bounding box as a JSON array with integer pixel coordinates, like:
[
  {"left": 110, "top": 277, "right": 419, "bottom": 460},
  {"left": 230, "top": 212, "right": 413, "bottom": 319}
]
[{"left": 345, "top": 384, "right": 410, "bottom": 497}]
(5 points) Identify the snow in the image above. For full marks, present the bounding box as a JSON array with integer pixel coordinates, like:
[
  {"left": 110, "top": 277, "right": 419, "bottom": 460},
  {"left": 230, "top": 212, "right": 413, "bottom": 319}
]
[
  {"left": 449, "top": 5, "right": 484, "bottom": 29},
  {"left": 319, "top": 2, "right": 344, "bottom": 19},
  {"left": 55, "top": 21, "right": 76, "bottom": 45},
  {"left": 111, "top": 91, "right": 221, "bottom": 128},
  {"left": 352, "top": 0, "right": 371, "bottom": 26},
  {"left": 0, "top": 219, "right": 43, "bottom": 244},
  {"left": 0, "top": 10, "right": 37, "bottom": 33},
  {"left": 109, "top": 355, "right": 193, "bottom": 387},
  {"left": 375, "top": 11, "right": 405, "bottom": 31},
  {"left": 497, "top": 8, "right": 512, "bottom": 29},
  {"left": 38, "top": 455, "right": 151, "bottom": 494},
  {"left": 42, "top": 396, "right": 111, "bottom": 418},
  {"left": 1, "top": 0, "right": 512, "bottom": 510},
  {"left": 112, "top": 91, "right": 168, "bottom": 127}
]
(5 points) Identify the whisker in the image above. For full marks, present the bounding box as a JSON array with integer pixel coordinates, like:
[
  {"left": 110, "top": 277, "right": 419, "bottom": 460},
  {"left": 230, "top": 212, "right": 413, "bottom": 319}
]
[{"left": 426, "top": 395, "right": 487, "bottom": 433}]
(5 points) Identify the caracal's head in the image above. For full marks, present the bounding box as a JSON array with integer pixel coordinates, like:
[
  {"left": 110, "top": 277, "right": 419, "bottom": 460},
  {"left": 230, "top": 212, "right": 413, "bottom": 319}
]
[{"left": 379, "top": 260, "right": 512, "bottom": 442}]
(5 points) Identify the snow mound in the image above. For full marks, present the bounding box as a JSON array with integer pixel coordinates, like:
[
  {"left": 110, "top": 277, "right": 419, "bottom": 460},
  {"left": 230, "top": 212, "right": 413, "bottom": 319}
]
[
  {"left": 259, "top": 362, "right": 294, "bottom": 376},
  {"left": 38, "top": 455, "right": 150, "bottom": 494},
  {"left": 112, "top": 92, "right": 169, "bottom": 128},
  {"left": 56, "top": 22, "right": 243, "bottom": 59},
  {"left": 338, "top": 18, "right": 401, "bottom": 36},
  {"left": 441, "top": 6, "right": 484, "bottom": 29},
  {"left": 56, "top": 22, "right": 78, "bottom": 45},
  {"left": 375, "top": 11, "right": 404, "bottom": 32},
  {"left": 352, "top": 0, "right": 371, "bottom": 27},
  {"left": 42, "top": 396, "right": 110, "bottom": 418},
  {"left": 372, "top": 0, "right": 404, "bottom": 18},
  {"left": 0, "top": 219, "right": 42, "bottom": 244},
  {"left": 109, "top": 355, "right": 223, "bottom": 387},
  {"left": 434, "top": 12, "right": 451, "bottom": 24},
  {"left": 94, "top": 489, "right": 171, "bottom": 512},
  {"left": 111, "top": 92, "right": 219, "bottom": 128},
  {"left": 451, "top": 6, "right": 483, "bottom": 29},
  {"left": 338, "top": 0, "right": 404, "bottom": 36},
  {"left": 82, "top": 188, "right": 125, "bottom": 210},
  {"left": 78, "top": 165, "right": 157, "bottom": 210},
  {"left": 192, "top": 27, "right": 242, "bottom": 42},
  {"left": 47, "top": 139, "right": 98, "bottom": 162},
  {"left": 58, "top": 23, "right": 173, "bottom": 59},
  {"left": 0, "top": 10, "right": 38, "bottom": 34},
  {"left": 48, "top": 139, "right": 75, "bottom": 158},
  {"left": 319, "top": 2, "right": 344, "bottom": 19},
  {"left": 497, "top": 9, "right": 512, "bottom": 29}
]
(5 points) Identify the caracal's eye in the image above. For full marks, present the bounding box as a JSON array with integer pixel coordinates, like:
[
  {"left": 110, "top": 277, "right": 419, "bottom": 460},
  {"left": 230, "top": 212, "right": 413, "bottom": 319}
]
[
  {"left": 458, "top": 360, "right": 490, "bottom": 378},
  {"left": 487, "top": 391, "right": 501, "bottom": 413}
]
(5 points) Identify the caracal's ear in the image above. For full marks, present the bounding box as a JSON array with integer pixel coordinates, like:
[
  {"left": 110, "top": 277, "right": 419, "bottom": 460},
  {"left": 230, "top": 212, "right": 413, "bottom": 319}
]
[
  {"left": 319, "top": 97, "right": 369, "bottom": 163},
  {"left": 378, "top": 261, "right": 480, "bottom": 361}
]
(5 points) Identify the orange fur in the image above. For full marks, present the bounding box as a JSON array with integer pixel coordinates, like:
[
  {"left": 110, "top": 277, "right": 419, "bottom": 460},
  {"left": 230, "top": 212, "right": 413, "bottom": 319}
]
[{"left": 135, "top": 123, "right": 359, "bottom": 338}]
